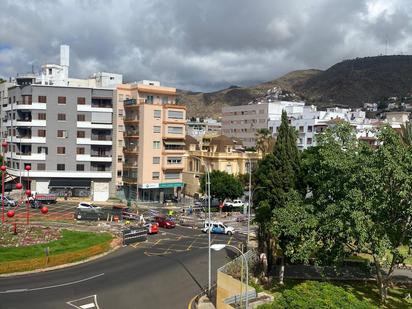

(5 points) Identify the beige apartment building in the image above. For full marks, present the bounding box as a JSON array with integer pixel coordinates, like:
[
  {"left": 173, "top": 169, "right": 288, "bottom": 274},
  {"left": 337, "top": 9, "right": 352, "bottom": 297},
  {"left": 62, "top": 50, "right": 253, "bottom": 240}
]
[
  {"left": 183, "top": 135, "right": 262, "bottom": 196},
  {"left": 116, "top": 81, "right": 186, "bottom": 202}
]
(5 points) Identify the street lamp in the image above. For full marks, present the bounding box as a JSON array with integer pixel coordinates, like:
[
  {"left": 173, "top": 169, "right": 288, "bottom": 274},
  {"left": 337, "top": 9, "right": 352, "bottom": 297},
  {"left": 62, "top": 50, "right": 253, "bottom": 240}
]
[
  {"left": 211, "top": 244, "right": 249, "bottom": 308},
  {"left": 186, "top": 154, "right": 212, "bottom": 294}
]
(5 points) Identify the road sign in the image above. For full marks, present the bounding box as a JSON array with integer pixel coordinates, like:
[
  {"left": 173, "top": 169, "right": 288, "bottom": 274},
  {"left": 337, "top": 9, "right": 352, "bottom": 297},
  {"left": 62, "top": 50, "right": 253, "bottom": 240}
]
[{"left": 122, "top": 227, "right": 147, "bottom": 245}]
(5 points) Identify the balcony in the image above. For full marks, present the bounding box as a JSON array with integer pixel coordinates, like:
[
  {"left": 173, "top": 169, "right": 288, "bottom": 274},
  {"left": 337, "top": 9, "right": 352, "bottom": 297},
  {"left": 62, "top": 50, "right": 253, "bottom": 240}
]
[
  {"left": 123, "top": 146, "right": 139, "bottom": 154},
  {"left": 76, "top": 154, "right": 112, "bottom": 162},
  {"left": 123, "top": 116, "right": 139, "bottom": 124},
  {"left": 77, "top": 138, "right": 112, "bottom": 146},
  {"left": 91, "top": 98, "right": 112, "bottom": 108},
  {"left": 5, "top": 152, "right": 46, "bottom": 161},
  {"left": 124, "top": 130, "right": 139, "bottom": 138}
]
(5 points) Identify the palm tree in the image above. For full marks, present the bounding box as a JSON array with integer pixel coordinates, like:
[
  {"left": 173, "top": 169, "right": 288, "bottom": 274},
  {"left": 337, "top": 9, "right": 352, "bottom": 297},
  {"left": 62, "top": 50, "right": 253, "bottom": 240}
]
[{"left": 255, "top": 128, "right": 275, "bottom": 154}]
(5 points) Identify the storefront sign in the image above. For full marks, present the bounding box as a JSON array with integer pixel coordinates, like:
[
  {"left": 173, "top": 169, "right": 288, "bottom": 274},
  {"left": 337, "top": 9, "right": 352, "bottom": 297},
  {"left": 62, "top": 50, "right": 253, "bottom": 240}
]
[
  {"left": 140, "top": 183, "right": 159, "bottom": 189},
  {"left": 159, "top": 182, "right": 184, "bottom": 188}
]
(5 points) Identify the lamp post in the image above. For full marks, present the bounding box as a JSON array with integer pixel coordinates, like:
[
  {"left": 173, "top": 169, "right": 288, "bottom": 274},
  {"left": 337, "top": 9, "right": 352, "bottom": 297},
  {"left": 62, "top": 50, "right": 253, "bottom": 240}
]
[
  {"left": 247, "top": 158, "right": 251, "bottom": 248},
  {"left": 211, "top": 244, "right": 249, "bottom": 308},
  {"left": 186, "top": 154, "right": 212, "bottom": 294}
]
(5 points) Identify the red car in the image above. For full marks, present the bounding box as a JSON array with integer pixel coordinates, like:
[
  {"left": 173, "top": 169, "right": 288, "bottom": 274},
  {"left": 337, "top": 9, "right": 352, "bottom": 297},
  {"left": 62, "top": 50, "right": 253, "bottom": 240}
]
[
  {"left": 145, "top": 223, "right": 159, "bottom": 234},
  {"left": 155, "top": 216, "right": 176, "bottom": 228}
]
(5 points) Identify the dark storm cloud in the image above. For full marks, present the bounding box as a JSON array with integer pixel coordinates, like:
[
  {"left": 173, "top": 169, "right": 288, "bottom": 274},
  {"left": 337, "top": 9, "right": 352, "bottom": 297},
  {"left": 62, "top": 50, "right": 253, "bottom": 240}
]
[{"left": 0, "top": 0, "right": 411, "bottom": 91}]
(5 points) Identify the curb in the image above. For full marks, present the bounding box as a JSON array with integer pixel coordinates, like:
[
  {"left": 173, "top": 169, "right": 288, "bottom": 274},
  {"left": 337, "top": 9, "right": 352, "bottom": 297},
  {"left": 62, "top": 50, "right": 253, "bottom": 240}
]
[{"left": 0, "top": 241, "right": 122, "bottom": 278}]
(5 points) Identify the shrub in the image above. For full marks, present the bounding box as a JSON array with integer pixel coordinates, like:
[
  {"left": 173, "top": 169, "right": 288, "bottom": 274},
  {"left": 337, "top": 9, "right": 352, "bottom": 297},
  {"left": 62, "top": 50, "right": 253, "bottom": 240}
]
[{"left": 257, "top": 281, "right": 377, "bottom": 309}]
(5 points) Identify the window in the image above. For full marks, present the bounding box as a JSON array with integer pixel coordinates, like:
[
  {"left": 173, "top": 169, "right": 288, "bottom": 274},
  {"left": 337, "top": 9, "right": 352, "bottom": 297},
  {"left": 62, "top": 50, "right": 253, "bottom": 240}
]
[
  {"left": 167, "top": 157, "right": 182, "bottom": 164},
  {"left": 76, "top": 164, "right": 85, "bottom": 171},
  {"left": 117, "top": 156, "right": 122, "bottom": 163},
  {"left": 168, "top": 126, "right": 183, "bottom": 134},
  {"left": 162, "top": 96, "right": 168, "bottom": 104},
  {"left": 77, "top": 147, "right": 85, "bottom": 154},
  {"left": 77, "top": 131, "right": 85, "bottom": 138},
  {"left": 153, "top": 157, "right": 160, "bottom": 164},
  {"left": 38, "top": 113, "right": 46, "bottom": 120},
  {"left": 168, "top": 110, "right": 184, "bottom": 119},
  {"left": 37, "top": 163, "right": 46, "bottom": 171},
  {"left": 164, "top": 171, "right": 181, "bottom": 179},
  {"left": 117, "top": 170, "right": 122, "bottom": 177},
  {"left": 152, "top": 172, "right": 160, "bottom": 180},
  {"left": 58, "top": 96, "right": 66, "bottom": 104},
  {"left": 57, "top": 147, "right": 66, "bottom": 154},
  {"left": 153, "top": 141, "right": 161, "bottom": 149},
  {"left": 307, "top": 126, "right": 313, "bottom": 132},
  {"left": 57, "top": 113, "right": 66, "bottom": 121},
  {"left": 307, "top": 138, "right": 313, "bottom": 145},
  {"left": 299, "top": 126, "right": 304, "bottom": 133},
  {"left": 153, "top": 126, "right": 161, "bottom": 133},
  {"left": 154, "top": 110, "right": 161, "bottom": 118},
  {"left": 118, "top": 94, "right": 124, "bottom": 102},
  {"left": 77, "top": 97, "right": 86, "bottom": 105},
  {"left": 57, "top": 130, "right": 67, "bottom": 138},
  {"left": 37, "top": 147, "right": 48, "bottom": 154},
  {"left": 38, "top": 129, "right": 46, "bottom": 137},
  {"left": 57, "top": 164, "right": 65, "bottom": 171},
  {"left": 48, "top": 68, "right": 52, "bottom": 75},
  {"left": 77, "top": 114, "right": 86, "bottom": 121},
  {"left": 38, "top": 96, "right": 47, "bottom": 103},
  {"left": 146, "top": 95, "right": 154, "bottom": 103},
  {"left": 118, "top": 109, "right": 124, "bottom": 117},
  {"left": 118, "top": 125, "right": 124, "bottom": 132}
]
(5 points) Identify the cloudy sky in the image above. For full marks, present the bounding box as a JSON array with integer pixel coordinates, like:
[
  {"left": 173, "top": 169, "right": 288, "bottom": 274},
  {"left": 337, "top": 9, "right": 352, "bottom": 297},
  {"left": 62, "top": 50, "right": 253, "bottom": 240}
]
[{"left": 0, "top": 0, "right": 411, "bottom": 91}]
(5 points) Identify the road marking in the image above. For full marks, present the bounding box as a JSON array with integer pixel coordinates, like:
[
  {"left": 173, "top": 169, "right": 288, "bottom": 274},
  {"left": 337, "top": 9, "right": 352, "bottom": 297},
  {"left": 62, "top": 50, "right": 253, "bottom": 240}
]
[
  {"left": 67, "top": 294, "right": 100, "bottom": 309},
  {"left": 0, "top": 273, "right": 104, "bottom": 294},
  {"left": 228, "top": 235, "right": 233, "bottom": 245}
]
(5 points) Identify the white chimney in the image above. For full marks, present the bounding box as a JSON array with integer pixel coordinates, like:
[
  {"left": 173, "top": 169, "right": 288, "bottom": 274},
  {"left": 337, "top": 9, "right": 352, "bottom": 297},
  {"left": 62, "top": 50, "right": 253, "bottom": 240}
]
[{"left": 60, "top": 45, "right": 70, "bottom": 67}]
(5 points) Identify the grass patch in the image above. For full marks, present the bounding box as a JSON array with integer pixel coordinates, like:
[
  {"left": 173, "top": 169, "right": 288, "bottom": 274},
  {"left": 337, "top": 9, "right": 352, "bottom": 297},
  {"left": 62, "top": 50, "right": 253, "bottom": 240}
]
[
  {"left": 0, "top": 229, "right": 113, "bottom": 262},
  {"left": 256, "top": 280, "right": 412, "bottom": 309}
]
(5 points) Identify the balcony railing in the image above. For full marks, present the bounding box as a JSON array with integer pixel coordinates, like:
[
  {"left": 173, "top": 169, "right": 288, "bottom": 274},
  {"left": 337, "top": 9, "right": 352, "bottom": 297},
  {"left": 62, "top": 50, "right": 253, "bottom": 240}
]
[
  {"left": 124, "top": 99, "right": 137, "bottom": 106},
  {"left": 91, "top": 153, "right": 112, "bottom": 157},
  {"left": 91, "top": 135, "right": 112, "bottom": 141}
]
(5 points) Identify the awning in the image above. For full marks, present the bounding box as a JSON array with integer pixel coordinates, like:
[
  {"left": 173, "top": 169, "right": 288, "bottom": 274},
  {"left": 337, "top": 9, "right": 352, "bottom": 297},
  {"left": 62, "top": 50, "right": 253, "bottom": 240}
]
[
  {"left": 49, "top": 179, "right": 91, "bottom": 188},
  {"left": 163, "top": 141, "right": 186, "bottom": 146}
]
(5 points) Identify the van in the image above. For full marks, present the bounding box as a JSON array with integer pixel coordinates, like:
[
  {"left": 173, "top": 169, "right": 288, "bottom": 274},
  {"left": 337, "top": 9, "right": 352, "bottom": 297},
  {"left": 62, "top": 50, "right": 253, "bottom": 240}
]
[{"left": 202, "top": 221, "right": 234, "bottom": 235}]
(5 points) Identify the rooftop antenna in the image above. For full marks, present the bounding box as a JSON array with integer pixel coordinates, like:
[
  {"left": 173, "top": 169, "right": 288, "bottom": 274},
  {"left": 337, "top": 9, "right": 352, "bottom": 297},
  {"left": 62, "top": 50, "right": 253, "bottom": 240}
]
[{"left": 385, "top": 34, "right": 388, "bottom": 55}]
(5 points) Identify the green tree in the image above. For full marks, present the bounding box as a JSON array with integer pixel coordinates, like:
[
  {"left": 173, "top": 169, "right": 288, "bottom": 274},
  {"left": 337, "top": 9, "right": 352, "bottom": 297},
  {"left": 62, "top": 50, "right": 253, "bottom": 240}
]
[
  {"left": 199, "top": 170, "right": 243, "bottom": 202},
  {"left": 255, "top": 128, "right": 276, "bottom": 154},
  {"left": 284, "top": 122, "right": 412, "bottom": 303},
  {"left": 254, "top": 110, "right": 301, "bottom": 282}
]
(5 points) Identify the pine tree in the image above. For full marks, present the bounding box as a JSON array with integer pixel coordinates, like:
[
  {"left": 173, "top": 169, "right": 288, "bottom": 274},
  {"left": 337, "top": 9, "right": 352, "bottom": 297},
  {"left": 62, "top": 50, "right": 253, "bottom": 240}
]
[{"left": 254, "top": 110, "right": 301, "bottom": 281}]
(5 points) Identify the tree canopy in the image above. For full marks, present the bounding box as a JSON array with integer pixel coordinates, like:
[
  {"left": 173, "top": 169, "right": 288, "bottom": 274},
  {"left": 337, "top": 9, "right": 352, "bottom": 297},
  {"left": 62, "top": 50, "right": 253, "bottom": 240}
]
[{"left": 199, "top": 170, "right": 243, "bottom": 201}]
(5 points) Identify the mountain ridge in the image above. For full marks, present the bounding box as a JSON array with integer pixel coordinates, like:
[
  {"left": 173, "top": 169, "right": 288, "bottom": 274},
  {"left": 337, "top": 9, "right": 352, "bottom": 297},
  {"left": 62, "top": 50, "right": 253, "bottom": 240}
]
[{"left": 177, "top": 55, "right": 412, "bottom": 118}]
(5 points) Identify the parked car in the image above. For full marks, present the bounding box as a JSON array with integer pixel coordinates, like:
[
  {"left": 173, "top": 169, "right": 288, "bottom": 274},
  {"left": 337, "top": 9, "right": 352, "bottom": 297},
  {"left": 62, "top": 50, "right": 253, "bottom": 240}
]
[
  {"left": 202, "top": 221, "right": 234, "bottom": 235},
  {"left": 77, "top": 202, "right": 101, "bottom": 210},
  {"left": 0, "top": 195, "right": 16, "bottom": 207},
  {"left": 145, "top": 222, "right": 159, "bottom": 234},
  {"left": 155, "top": 216, "right": 176, "bottom": 228},
  {"left": 75, "top": 202, "right": 103, "bottom": 220},
  {"left": 224, "top": 199, "right": 244, "bottom": 208}
]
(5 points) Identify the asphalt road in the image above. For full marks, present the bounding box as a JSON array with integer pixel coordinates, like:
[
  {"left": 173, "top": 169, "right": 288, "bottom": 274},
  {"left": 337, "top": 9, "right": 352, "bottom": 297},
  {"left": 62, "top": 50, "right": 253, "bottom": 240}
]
[{"left": 0, "top": 226, "right": 246, "bottom": 309}]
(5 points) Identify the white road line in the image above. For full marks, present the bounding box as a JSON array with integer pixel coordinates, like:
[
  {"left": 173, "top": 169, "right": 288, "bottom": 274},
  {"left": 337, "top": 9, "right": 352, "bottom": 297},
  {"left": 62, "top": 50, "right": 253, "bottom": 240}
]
[
  {"left": 67, "top": 294, "right": 100, "bottom": 309},
  {"left": 0, "top": 273, "right": 104, "bottom": 294}
]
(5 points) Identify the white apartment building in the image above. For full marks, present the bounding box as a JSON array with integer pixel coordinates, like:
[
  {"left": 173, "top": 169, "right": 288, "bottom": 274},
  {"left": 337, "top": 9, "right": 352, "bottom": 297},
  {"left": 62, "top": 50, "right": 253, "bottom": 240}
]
[
  {"left": 223, "top": 101, "right": 383, "bottom": 150},
  {"left": 2, "top": 45, "right": 122, "bottom": 201},
  {"left": 222, "top": 101, "right": 305, "bottom": 147},
  {"left": 186, "top": 117, "right": 221, "bottom": 140}
]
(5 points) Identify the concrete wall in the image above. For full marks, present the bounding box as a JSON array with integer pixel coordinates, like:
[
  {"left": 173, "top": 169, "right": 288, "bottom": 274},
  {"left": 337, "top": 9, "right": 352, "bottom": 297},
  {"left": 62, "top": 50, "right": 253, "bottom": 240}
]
[{"left": 216, "top": 271, "right": 254, "bottom": 309}]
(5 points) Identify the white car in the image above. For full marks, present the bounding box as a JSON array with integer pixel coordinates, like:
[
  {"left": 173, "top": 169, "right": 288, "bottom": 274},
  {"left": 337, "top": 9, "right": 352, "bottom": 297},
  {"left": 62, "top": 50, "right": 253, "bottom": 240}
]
[
  {"left": 224, "top": 199, "right": 244, "bottom": 208},
  {"left": 77, "top": 202, "right": 101, "bottom": 210},
  {"left": 202, "top": 221, "right": 235, "bottom": 235}
]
